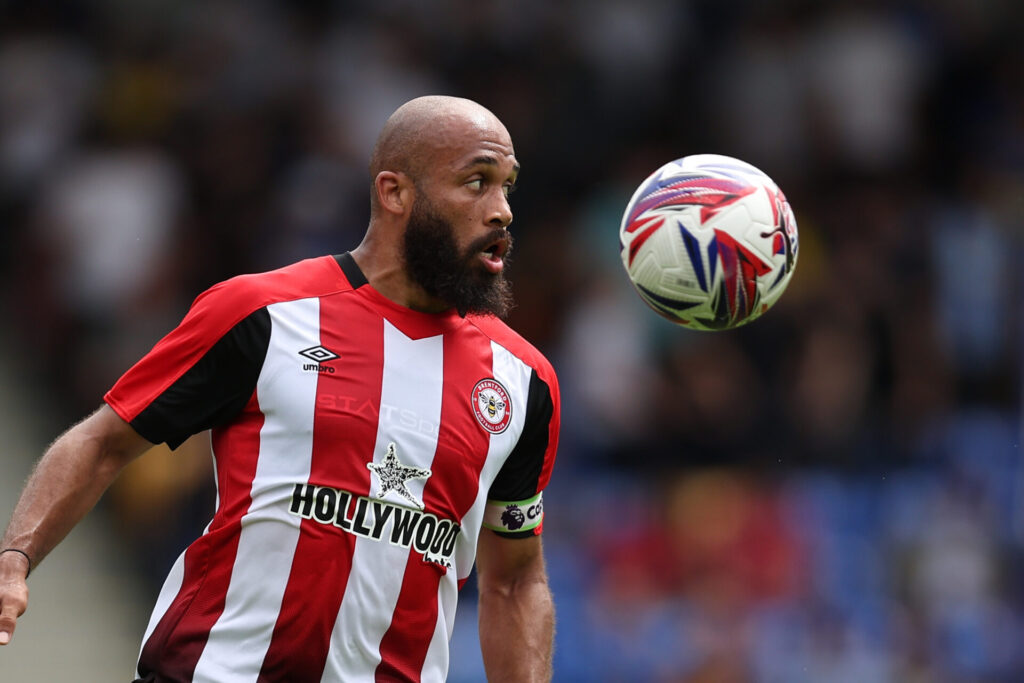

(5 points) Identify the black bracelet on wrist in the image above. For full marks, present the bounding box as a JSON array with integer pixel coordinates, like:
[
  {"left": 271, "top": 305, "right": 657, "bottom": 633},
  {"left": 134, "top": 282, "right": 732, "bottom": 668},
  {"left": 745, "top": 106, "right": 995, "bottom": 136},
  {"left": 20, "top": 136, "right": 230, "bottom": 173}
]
[{"left": 0, "top": 548, "right": 32, "bottom": 576}]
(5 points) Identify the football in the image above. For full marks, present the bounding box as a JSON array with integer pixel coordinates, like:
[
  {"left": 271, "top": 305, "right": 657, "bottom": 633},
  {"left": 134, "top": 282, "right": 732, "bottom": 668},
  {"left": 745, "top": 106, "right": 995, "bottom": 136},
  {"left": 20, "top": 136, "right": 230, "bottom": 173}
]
[{"left": 619, "top": 154, "right": 798, "bottom": 330}]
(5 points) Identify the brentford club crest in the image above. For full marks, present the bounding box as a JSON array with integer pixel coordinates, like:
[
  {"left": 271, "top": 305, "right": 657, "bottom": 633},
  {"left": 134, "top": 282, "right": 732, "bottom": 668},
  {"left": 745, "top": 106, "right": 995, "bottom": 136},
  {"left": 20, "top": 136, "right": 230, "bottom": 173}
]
[{"left": 471, "top": 378, "right": 512, "bottom": 434}]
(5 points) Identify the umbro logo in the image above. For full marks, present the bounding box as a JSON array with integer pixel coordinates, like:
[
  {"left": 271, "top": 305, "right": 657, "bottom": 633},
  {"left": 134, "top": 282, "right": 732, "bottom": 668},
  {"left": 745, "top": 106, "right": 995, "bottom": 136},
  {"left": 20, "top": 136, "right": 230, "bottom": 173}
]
[
  {"left": 299, "top": 345, "right": 339, "bottom": 362},
  {"left": 299, "top": 345, "right": 339, "bottom": 374}
]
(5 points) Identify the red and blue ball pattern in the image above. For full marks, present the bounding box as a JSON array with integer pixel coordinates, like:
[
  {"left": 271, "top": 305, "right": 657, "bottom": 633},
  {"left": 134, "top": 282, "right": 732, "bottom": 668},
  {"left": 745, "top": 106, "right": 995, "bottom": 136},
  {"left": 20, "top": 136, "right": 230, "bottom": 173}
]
[{"left": 619, "top": 155, "right": 798, "bottom": 330}]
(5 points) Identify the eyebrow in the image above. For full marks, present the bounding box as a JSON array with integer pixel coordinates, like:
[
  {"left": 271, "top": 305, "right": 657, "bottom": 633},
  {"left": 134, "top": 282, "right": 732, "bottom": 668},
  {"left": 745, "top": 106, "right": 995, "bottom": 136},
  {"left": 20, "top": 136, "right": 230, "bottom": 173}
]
[{"left": 462, "top": 156, "right": 521, "bottom": 176}]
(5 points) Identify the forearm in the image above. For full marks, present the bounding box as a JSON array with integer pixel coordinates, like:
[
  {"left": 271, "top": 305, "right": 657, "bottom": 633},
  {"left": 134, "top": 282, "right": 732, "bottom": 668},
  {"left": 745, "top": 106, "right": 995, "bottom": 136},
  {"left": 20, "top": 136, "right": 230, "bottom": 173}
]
[
  {"left": 478, "top": 572, "right": 554, "bottom": 682},
  {"left": 1, "top": 406, "right": 147, "bottom": 570}
]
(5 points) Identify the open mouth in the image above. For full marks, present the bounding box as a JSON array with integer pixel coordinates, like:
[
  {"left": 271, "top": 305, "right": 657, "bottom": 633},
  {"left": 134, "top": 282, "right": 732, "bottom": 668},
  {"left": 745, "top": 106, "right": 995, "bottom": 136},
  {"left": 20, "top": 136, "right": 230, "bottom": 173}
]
[{"left": 478, "top": 235, "right": 509, "bottom": 273}]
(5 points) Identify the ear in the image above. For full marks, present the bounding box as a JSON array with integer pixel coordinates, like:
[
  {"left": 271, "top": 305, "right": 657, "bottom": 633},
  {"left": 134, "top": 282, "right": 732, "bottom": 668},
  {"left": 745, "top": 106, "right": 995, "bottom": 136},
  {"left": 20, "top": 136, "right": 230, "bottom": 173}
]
[{"left": 374, "top": 171, "right": 414, "bottom": 216}]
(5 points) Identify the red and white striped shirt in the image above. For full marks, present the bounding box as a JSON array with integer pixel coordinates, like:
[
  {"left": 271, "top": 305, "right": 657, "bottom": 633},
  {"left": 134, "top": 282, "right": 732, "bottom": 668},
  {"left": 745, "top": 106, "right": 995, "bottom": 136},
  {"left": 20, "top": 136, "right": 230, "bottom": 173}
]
[{"left": 105, "top": 253, "right": 560, "bottom": 682}]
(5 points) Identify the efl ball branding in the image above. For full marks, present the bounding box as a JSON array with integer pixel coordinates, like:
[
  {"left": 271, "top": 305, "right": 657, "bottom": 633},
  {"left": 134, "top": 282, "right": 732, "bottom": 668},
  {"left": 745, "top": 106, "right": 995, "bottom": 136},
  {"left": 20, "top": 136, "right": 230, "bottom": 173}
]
[{"left": 471, "top": 378, "right": 512, "bottom": 434}]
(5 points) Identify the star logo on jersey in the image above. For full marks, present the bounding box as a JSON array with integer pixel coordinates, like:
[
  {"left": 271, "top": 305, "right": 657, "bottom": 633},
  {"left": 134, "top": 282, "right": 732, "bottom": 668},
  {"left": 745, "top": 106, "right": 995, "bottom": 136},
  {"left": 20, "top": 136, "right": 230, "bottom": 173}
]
[{"left": 366, "top": 442, "right": 432, "bottom": 510}]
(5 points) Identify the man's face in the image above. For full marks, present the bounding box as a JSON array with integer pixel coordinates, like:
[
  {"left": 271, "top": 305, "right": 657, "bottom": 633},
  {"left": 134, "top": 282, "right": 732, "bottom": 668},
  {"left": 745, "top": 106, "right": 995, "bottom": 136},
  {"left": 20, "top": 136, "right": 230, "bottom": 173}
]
[
  {"left": 398, "top": 109, "right": 519, "bottom": 318},
  {"left": 402, "top": 189, "right": 514, "bottom": 318}
]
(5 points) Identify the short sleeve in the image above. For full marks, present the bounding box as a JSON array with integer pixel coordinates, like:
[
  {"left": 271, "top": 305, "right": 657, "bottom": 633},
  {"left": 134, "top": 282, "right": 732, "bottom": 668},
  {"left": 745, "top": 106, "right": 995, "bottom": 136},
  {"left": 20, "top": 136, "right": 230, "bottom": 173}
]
[
  {"left": 483, "top": 368, "right": 560, "bottom": 538},
  {"left": 104, "top": 281, "right": 272, "bottom": 449}
]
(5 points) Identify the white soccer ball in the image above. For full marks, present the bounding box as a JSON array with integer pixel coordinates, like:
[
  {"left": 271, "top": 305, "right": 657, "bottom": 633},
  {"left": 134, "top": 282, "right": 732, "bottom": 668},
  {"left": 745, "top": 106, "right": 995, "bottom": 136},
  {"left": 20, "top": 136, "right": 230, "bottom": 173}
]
[{"left": 619, "top": 154, "right": 798, "bottom": 330}]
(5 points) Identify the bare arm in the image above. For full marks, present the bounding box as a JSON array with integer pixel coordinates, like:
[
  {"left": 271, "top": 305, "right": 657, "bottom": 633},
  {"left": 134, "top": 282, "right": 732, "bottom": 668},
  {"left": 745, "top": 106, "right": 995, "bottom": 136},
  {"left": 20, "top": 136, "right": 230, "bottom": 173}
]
[
  {"left": 476, "top": 530, "right": 554, "bottom": 682},
  {"left": 0, "top": 404, "right": 153, "bottom": 644}
]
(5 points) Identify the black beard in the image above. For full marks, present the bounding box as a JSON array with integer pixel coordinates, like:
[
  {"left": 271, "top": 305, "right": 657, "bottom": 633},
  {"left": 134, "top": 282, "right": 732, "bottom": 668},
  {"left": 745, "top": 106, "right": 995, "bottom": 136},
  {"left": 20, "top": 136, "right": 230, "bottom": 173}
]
[{"left": 402, "top": 198, "right": 514, "bottom": 318}]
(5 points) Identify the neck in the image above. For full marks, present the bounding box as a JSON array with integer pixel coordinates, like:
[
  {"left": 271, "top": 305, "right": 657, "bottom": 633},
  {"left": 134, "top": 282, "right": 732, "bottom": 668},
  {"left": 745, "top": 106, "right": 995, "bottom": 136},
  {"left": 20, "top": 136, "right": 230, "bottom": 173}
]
[{"left": 349, "top": 238, "right": 449, "bottom": 314}]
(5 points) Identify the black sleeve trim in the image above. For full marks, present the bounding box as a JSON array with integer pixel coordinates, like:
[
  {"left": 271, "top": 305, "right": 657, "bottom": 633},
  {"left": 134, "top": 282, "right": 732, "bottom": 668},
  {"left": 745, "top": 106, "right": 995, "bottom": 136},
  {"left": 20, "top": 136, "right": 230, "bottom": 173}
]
[
  {"left": 489, "top": 369, "right": 553, "bottom": 502},
  {"left": 130, "top": 307, "right": 272, "bottom": 449},
  {"left": 334, "top": 252, "right": 368, "bottom": 288}
]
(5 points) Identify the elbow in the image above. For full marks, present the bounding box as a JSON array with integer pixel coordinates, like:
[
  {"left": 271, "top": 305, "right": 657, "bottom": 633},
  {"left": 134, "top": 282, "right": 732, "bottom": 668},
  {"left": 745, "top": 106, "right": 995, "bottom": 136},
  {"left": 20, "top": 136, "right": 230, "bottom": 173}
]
[{"left": 478, "top": 567, "right": 551, "bottom": 601}]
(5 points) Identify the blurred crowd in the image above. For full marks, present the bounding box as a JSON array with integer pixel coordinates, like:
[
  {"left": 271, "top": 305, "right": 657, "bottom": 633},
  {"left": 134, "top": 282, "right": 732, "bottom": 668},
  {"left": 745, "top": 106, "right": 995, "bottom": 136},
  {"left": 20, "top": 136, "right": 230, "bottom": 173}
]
[{"left": 0, "top": 0, "right": 1021, "bottom": 681}]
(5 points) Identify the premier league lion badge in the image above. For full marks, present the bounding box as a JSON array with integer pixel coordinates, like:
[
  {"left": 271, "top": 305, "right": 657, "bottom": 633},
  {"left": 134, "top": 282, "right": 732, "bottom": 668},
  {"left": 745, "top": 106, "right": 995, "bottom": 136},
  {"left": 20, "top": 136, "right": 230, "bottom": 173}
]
[{"left": 471, "top": 378, "right": 512, "bottom": 434}]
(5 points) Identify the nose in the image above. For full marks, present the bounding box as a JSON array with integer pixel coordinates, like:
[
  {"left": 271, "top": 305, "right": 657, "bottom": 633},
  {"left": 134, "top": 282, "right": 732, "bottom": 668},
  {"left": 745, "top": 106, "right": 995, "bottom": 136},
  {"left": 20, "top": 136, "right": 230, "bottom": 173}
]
[{"left": 489, "top": 191, "right": 513, "bottom": 229}]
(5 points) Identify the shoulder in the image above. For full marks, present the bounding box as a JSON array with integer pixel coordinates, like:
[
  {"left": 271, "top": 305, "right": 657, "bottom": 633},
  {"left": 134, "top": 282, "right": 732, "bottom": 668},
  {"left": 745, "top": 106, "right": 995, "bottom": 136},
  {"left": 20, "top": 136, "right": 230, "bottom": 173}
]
[
  {"left": 466, "top": 315, "right": 557, "bottom": 383},
  {"left": 190, "top": 256, "right": 352, "bottom": 324}
]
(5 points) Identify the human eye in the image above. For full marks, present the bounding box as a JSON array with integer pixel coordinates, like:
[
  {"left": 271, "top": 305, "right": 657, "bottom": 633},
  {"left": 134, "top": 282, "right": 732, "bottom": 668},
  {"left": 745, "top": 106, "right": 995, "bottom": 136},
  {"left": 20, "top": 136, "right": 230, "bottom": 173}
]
[
  {"left": 503, "top": 182, "right": 517, "bottom": 198},
  {"left": 466, "top": 179, "right": 483, "bottom": 192}
]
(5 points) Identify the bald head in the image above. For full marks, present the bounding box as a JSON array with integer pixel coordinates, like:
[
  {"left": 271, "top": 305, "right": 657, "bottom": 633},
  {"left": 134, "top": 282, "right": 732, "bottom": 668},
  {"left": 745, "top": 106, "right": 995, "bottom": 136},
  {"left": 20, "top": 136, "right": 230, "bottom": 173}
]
[{"left": 368, "top": 96, "right": 510, "bottom": 211}]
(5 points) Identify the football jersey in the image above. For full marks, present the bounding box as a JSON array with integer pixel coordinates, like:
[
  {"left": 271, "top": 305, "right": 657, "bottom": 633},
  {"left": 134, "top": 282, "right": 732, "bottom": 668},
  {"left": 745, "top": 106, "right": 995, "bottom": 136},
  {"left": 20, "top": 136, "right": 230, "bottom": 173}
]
[{"left": 104, "top": 253, "right": 560, "bottom": 683}]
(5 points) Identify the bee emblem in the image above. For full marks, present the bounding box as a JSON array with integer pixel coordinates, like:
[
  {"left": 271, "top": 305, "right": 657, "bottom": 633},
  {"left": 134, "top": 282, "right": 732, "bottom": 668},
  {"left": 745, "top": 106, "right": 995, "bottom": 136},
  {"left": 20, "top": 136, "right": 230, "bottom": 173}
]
[
  {"left": 471, "top": 378, "right": 512, "bottom": 434},
  {"left": 482, "top": 394, "right": 506, "bottom": 419}
]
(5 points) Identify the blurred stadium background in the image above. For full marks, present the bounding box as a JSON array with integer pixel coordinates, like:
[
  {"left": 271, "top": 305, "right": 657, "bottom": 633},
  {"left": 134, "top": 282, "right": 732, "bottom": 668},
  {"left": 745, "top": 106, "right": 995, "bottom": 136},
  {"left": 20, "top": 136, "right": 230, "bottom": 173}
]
[{"left": 1, "top": 1, "right": 1022, "bottom": 681}]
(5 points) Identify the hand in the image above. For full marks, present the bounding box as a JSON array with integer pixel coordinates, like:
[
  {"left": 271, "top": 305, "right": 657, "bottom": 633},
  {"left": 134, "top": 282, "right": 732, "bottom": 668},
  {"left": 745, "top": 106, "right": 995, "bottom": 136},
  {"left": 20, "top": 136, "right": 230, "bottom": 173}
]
[{"left": 0, "top": 553, "right": 29, "bottom": 645}]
